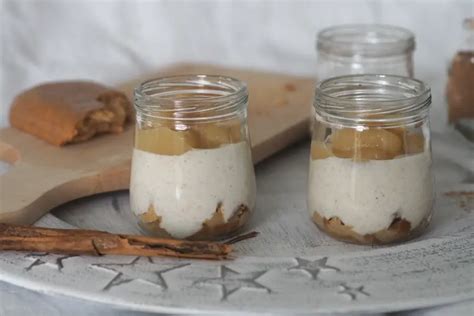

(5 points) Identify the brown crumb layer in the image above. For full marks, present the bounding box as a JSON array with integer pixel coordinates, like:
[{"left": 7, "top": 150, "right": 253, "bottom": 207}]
[
  {"left": 138, "top": 203, "right": 250, "bottom": 241},
  {"left": 312, "top": 212, "right": 422, "bottom": 245}
]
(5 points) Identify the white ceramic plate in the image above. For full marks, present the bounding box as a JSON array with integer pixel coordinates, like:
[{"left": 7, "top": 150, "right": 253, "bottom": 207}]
[{"left": 0, "top": 133, "right": 473, "bottom": 314}]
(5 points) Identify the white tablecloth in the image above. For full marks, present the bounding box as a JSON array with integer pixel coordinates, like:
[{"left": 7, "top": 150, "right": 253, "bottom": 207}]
[{"left": 1, "top": 279, "right": 474, "bottom": 316}]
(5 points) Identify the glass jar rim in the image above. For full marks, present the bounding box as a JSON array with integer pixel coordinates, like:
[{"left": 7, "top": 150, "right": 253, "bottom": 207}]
[
  {"left": 134, "top": 74, "right": 248, "bottom": 121},
  {"left": 314, "top": 74, "right": 431, "bottom": 126},
  {"left": 317, "top": 24, "right": 415, "bottom": 57}
]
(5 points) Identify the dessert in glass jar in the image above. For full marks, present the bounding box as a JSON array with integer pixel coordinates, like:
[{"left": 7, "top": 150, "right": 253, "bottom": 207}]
[
  {"left": 130, "top": 75, "right": 256, "bottom": 240},
  {"left": 308, "top": 74, "right": 434, "bottom": 244}
]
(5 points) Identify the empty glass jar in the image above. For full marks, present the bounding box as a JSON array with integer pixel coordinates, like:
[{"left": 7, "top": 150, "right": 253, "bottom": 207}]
[
  {"left": 130, "top": 75, "right": 256, "bottom": 240},
  {"left": 308, "top": 74, "right": 434, "bottom": 244},
  {"left": 316, "top": 24, "right": 415, "bottom": 80}
]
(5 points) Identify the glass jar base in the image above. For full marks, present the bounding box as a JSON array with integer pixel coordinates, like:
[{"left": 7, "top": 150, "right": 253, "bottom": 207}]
[
  {"left": 311, "top": 212, "right": 431, "bottom": 245},
  {"left": 136, "top": 204, "right": 251, "bottom": 241}
]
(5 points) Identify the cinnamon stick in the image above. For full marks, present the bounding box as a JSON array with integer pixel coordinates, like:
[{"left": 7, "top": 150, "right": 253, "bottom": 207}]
[{"left": 0, "top": 223, "right": 257, "bottom": 260}]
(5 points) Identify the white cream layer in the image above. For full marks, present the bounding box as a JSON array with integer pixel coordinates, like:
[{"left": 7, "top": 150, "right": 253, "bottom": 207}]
[
  {"left": 130, "top": 142, "right": 256, "bottom": 239},
  {"left": 308, "top": 152, "right": 433, "bottom": 235}
]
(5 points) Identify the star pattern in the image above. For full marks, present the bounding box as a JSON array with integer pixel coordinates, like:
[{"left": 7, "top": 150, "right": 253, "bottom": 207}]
[
  {"left": 25, "top": 253, "right": 77, "bottom": 272},
  {"left": 289, "top": 257, "right": 340, "bottom": 279},
  {"left": 195, "top": 265, "right": 272, "bottom": 301},
  {"left": 338, "top": 283, "right": 370, "bottom": 300},
  {"left": 91, "top": 256, "right": 190, "bottom": 291}
]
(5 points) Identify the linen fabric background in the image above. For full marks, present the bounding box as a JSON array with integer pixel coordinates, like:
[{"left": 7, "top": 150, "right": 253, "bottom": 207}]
[{"left": 1, "top": 0, "right": 472, "bottom": 131}]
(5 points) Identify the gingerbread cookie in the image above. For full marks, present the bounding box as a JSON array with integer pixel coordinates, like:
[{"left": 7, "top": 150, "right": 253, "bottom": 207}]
[{"left": 10, "top": 81, "right": 132, "bottom": 146}]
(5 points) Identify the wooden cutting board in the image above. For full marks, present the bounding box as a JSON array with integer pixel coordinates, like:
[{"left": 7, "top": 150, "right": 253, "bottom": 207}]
[{"left": 0, "top": 64, "right": 314, "bottom": 225}]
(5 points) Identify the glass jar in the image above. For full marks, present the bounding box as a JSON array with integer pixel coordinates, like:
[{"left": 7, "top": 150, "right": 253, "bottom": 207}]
[
  {"left": 130, "top": 75, "right": 256, "bottom": 240},
  {"left": 308, "top": 74, "right": 434, "bottom": 245},
  {"left": 316, "top": 24, "right": 415, "bottom": 80},
  {"left": 446, "top": 18, "right": 474, "bottom": 130}
]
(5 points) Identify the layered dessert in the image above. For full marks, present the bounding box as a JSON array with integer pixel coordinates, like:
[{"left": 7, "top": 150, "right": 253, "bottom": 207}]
[
  {"left": 308, "top": 127, "right": 433, "bottom": 244},
  {"left": 447, "top": 51, "right": 474, "bottom": 124},
  {"left": 130, "top": 120, "right": 256, "bottom": 240}
]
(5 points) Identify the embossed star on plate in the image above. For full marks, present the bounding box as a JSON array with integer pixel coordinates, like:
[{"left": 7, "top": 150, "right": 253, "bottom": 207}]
[
  {"left": 195, "top": 265, "right": 272, "bottom": 301},
  {"left": 24, "top": 253, "right": 77, "bottom": 272},
  {"left": 91, "top": 256, "right": 189, "bottom": 291},
  {"left": 338, "top": 283, "right": 370, "bottom": 300},
  {"left": 289, "top": 257, "right": 340, "bottom": 279}
]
